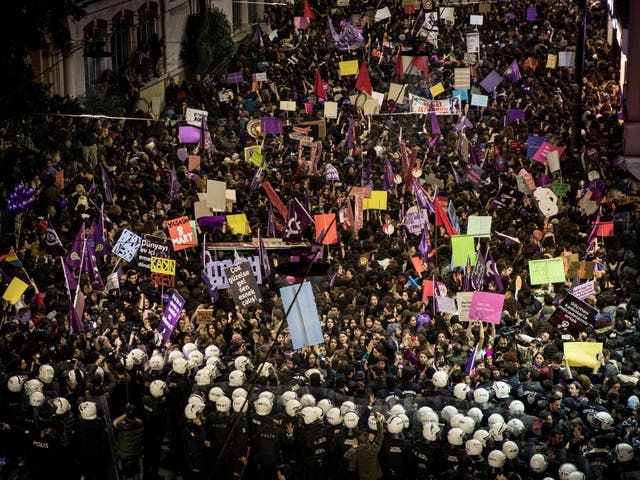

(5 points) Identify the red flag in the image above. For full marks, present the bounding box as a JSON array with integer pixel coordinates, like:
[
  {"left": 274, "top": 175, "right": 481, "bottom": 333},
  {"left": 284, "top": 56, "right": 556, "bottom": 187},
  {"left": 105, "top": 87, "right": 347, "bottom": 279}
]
[
  {"left": 313, "top": 69, "right": 326, "bottom": 100},
  {"left": 409, "top": 56, "right": 429, "bottom": 78},
  {"left": 434, "top": 198, "right": 457, "bottom": 236},
  {"left": 355, "top": 62, "right": 372, "bottom": 94},
  {"left": 304, "top": 0, "right": 315, "bottom": 20},
  {"left": 394, "top": 47, "right": 405, "bottom": 79}
]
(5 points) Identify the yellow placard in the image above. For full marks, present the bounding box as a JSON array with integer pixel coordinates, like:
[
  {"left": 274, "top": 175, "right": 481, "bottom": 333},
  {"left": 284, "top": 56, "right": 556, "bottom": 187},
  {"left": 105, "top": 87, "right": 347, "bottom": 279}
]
[
  {"left": 226, "top": 213, "right": 250, "bottom": 235},
  {"left": 2, "top": 277, "right": 29, "bottom": 305},
  {"left": 150, "top": 256, "right": 176, "bottom": 276},
  {"left": 430, "top": 82, "right": 445, "bottom": 98},
  {"left": 564, "top": 342, "right": 603, "bottom": 368},
  {"left": 362, "top": 190, "right": 388, "bottom": 210},
  {"left": 339, "top": 60, "right": 359, "bottom": 76}
]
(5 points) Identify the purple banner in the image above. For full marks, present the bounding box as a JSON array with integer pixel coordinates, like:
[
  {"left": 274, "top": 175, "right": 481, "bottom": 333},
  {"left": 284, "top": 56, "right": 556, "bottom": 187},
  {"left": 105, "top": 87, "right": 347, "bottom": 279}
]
[{"left": 158, "top": 291, "right": 185, "bottom": 341}]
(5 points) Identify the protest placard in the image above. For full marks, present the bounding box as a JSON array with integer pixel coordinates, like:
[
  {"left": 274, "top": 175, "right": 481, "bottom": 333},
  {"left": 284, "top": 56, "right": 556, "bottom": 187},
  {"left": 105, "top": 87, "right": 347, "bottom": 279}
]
[
  {"left": 158, "top": 291, "right": 185, "bottom": 341},
  {"left": 226, "top": 262, "right": 262, "bottom": 309},
  {"left": 280, "top": 282, "right": 324, "bottom": 349},
  {"left": 469, "top": 291, "right": 505, "bottom": 324},
  {"left": 167, "top": 216, "right": 196, "bottom": 251},
  {"left": 136, "top": 235, "right": 172, "bottom": 270},
  {"left": 549, "top": 293, "right": 598, "bottom": 335},
  {"left": 112, "top": 229, "right": 143, "bottom": 262}
]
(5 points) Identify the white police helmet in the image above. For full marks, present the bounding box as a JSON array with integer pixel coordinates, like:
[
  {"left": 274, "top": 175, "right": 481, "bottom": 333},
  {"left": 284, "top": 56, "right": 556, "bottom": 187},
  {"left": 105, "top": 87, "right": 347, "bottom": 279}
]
[
  {"left": 458, "top": 416, "right": 476, "bottom": 435},
  {"left": 507, "top": 418, "right": 525, "bottom": 437},
  {"left": 281, "top": 390, "right": 297, "bottom": 405},
  {"left": 185, "top": 402, "right": 205, "bottom": 420},
  {"left": 172, "top": 357, "right": 187, "bottom": 375},
  {"left": 615, "top": 443, "right": 635, "bottom": 462},
  {"left": 387, "top": 415, "right": 404, "bottom": 434},
  {"left": 508, "top": 400, "right": 525, "bottom": 416},
  {"left": 450, "top": 412, "right": 465, "bottom": 428},
  {"left": 29, "top": 391, "right": 45, "bottom": 407},
  {"left": 189, "top": 350, "right": 204, "bottom": 367},
  {"left": 473, "top": 429, "right": 491, "bottom": 447},
  {"left": 432, "top": 370, "right": 449, "bottom": 388},
  {"left": 300, "top": 406, "right": 321, "bottom": 425},
  {"left": 492, "top": 381, "right": 511, "bottom": 399},
  {"left": 129, "top": 348, "right": 146, "bottom": 365},
  {"left": 487, "top": 413, "right": 505, "bottom": 430},
  {"left": 285, "top": 399, "right": 302, "bottom": 417},
  {"left": 50, "top": 397, "right": 71, "bottom": 415},
  {"left": 208, "top": 386, "right": 225, "bottom": 403},
  {"left": 466, "top": 438, "right": 483, "bottom": 456},
  {"left": 417, "top": 406, "right": 438, "bottom": 424},
  {"left": 188, "top": 392, "right": 206, "bottom": 407},
  {"left": 447, "top": 427, "right": 465, "bottom": 446},
  {"left": 300, "top": 393, "right": 316, "bottom": 407},
  {"left": 592, "top": 411, "right": 614, "bottom": 430},
  {"left": 228, "top": 369, "right": 245, "bottom": 387},
  {"left": 473, "top": 388, "right": 490, "bottom": 405},
  {"left": 232, "top": 387, "right": 248, "bottom": 400},
  {"left": 216, "top": 396, "right": 232, "bottom": 413},
  {"left": 558, "top": 463, "right": 578, "bottom": 480},
  {"left": 488, "top": 450, "right": 506, "bottom": 468},
  {"left": 530, "top": 454, "right": 548, "bottom": 473},
  {"left": 150, "top": 380, "right": 167, "bottom": 398},
  {"left": 422, "top": 422, "right": 441, "bottom": 442},
  {"left": 453, "top": 382, "right": 470, "bottom": 400},
  {"left": 441, "top": 405, "right": 459, "bottom": 424},
  {"left": 502, "top": 440, "right": 519, "bottom": 460},
  {"left": 234, "top": 355, "right": 254, "bottom": 372},
  {"left": 258, "top": 391, "right": 276, "bottom": 403},
  {"left": 567, "top": 473, "right": 586, "bottom": 480},
  {"left": 490, "top": 421, "right": 508, "bottom": 441},
  {"left": 318, "top": 398, "right": 334, "bottom": 415},
  {"left": 205, "top": 344, "right": 220, "bottom": 359},
  {"left": 389, "top": 404, "right": 406, "bottom": 416},
  {"left": 7, "top": 375, "right": 24, "bottom": 393},
  {"left": 254, "top": 397, "right": 273, "bottom": 416},
  {"left": 398, "top": 413, "right": 410, "bottom": 430},
  {"left": 343, "top": 410, "right": 359, "bottom": 429},
  {"left": 257, "top": 362, "right": 274, "bottom": 378},
  {"left": 305, "top": 368, "right": 324, "bottom": 383},
  {"left": 24, "top": 379, "right": 44, "bottom": 396},
  {"left": 340, "top": 400, "right": 356, "bottom": 416},
  {"left": 68, "top": 369, "right": 84, "bottom": 384},
  {"left": 79, "top": 401, "right": 98, "bottom": 420},
  {"left": 194, "top": 369, "right": 211, "bottom": 386},
  {"left": 149, "top": 355, "right": 165, "bottom": 371},
  {"left": 182, "top": 342, "right": 198, "bottom": 357},
  {"left": 232, "top": 396, "right": 248, "bottom": 413},
  {"left": 168, "top": 350, "right": 184, "bottom": 364},
  {"left": 466, "top": 407, "right": 483, "bottom": 425},
  {"left": 326, "top": 407, "right": 343, "bottom": 426},
  {"left": 38, "top": 364, "right": 55, "bottom": 384}
]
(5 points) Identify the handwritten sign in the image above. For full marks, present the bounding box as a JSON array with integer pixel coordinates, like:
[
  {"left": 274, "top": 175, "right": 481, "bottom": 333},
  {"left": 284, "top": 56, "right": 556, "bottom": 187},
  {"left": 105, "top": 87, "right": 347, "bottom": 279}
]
[
  {"left": 112, "top": 229, "right": 143, "bottom": 262},
  {"left": 150, "top": 256, "right": 176, "bottom": 276},
  {"left": 167, "top": 216, "right": 196, "bottom": 251}
]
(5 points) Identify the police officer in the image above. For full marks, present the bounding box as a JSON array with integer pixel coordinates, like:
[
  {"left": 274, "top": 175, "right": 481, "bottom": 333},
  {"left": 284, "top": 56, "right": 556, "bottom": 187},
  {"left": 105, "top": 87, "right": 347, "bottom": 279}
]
[
  {"left": 142, "top": 380, "right": 168, "bottom": 480},
  {"left": 300, "top": 406, "right": 331, "bottom": 480},
  {"left": 251, "top": 395, "right": 283, "bottom": 479},
  {"left": 409, "top": 422, "right": 445, "bottom": 479},
  {"left": 76, "top": 401, "right": 109, "bottom": 480},
  {"left": 183, "top": 402, "right": 209, "bottom": 479},
  {"left": 379, "top": 414, "right": 410, "bottom": 480}
]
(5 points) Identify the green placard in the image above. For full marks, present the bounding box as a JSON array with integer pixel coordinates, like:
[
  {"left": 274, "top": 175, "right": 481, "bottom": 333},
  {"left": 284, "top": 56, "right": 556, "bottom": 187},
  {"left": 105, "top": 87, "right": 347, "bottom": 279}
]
[
  {"left": 466, "top": 215, "right": 492, "bottom": 237},
  {"left": 529, "top": 258, "right": 566, "bottom": 285},
  {"left": 451, "top": 235, "right": 477, "bottom": 267},
  {"left": 550, "top": 182, "right": 570, "bottom": 197}
]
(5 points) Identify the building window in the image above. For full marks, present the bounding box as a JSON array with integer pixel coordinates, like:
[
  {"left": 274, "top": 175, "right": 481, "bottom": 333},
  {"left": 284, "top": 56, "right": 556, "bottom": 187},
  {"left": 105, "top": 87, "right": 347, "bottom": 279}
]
[
  {"left": 84, "top": 23, "right": 108, "bottom": 87},
  {"left": 111, "top": 14, "right": 132, "bottom": 72},
  {"left": 248, "top": 2, "right": 258, "bottom": 23},
  {"left": 232, "top": 0, "right": 242, "bottom": 30},
  {"left": 137, "top": 4, "right": 157, "bottom": 47}
]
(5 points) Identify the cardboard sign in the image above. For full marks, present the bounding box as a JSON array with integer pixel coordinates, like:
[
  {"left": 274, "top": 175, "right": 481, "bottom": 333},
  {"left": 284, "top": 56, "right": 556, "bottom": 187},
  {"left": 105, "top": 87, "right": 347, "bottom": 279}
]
[
  {"left": 411, "top": 256, "right": 425, "bottom": 273},
  {"left": 528, "top": 258, "right": 566, "bottom": 285},
  {"left": 112, "top": 229, "right": 143, "bottom": 262},
  {"left": 315, "top": 213, "right": 338, "bottom": 245},
  {"left": 136, "top": 235, "right": 172, "bottom": 271},
  {"left": 280, "top": 282, "right": 324, "bottom": 349},
  {"left": 150, "top": 256, "right": 176, "bottom": 276},
  {"left": 571, "top": 280, "right": 596, "bottom": 301},
  {"left": 550, "top": 182, "right": 570, "bottom": 197},
  {"left": 252, "top": 72, "right": 268, "bottom": 82},
  {"left": 490, "top": 186, "right": 524, "bottom": 211},
  {"left": 226, "top": 262, "right": 262, "bottom": 309},
  {"left": 55, "top": 170, "right": 64, "bottom": 190},
  {"left": 436, "top": 295, "right": 457, "bottom": 314},
  {"left": 151, "top": 272, "right": 175, "bottom": 287},
  {"left": 362, "top": 190, "right": 388, "bottom": 210},
  {"left": 195, "top": 307, "right": 214, "bottom": 324},
  {"left": 466, "top": 216, "right": 492, "bottom": 237},
  {"left": 206, "top": 180, "right": 227, "bottom": 212},
  {"left": 548, "top": 293, "right": 598, "bottom": 335},
  {"left": 422, "top": 279, "right": 446, "bottom": 301},
  {"left": 456, "top": 292, "right": 473, "bottom": 321},
  {"left": 167, "top": 216, "right": 196, "bottom": 251},
  {"left": 2, "top": 277, "right": 29, "bottom": 304},
  {"left": 565, "top": 342, "right": 603, "bottom": 368},
  {"left": 158, "top": 291, "right": 185, "bottom": 341},
  {"left": 451, "top": 235, "right": 476, "bottom": 267},
  {"left": 469, "top": 291, "right": 505, "bottom": 324},
  {"left": 186, "top": 107, "right": 208, "bottom": 127},
  {"left": 404, "top": 206, "right": 430, "bottom": 234},
  {"left": 339, "top": 60, "right": 359, "bottom": 76}
]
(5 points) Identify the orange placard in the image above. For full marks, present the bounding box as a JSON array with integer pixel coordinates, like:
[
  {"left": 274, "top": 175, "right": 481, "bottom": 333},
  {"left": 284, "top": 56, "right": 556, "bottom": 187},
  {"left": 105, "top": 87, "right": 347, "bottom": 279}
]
[
  {"left": 167, "top": 216, "right": 196, "bottom": 251},
  {"left": 314, "top": 213, "right": 338, "bottom": 245},
  {"left": 411, "top": 256, "right": 425, "bottom": 273}
]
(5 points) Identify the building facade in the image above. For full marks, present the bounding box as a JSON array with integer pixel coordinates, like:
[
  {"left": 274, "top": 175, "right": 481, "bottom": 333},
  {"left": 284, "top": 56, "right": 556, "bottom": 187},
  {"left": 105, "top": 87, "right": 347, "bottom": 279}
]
[{"left": 30, "top": 0, "right": 263, "bottom": 115}]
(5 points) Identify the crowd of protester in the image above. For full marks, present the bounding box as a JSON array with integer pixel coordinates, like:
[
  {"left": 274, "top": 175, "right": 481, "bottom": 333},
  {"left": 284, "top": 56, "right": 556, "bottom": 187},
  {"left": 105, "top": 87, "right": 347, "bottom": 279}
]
[{"left": 1, "top": 0, "right": 640, "bottom": 479}]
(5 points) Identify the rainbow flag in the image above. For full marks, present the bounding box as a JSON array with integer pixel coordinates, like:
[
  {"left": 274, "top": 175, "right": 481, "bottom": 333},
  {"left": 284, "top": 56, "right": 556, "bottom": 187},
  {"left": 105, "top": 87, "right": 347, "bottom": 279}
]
[{"left": 0, "top": 248, "right": 22, "bottom": 267}]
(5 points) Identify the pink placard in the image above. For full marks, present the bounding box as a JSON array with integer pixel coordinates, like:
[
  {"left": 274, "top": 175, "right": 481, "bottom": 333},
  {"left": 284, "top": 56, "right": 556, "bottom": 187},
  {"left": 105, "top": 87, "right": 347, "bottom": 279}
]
[
  {"left": 294, "top": 16, "right": 310, "bottom": 29},
  {"left": 532, "top": 142, "right": 566, "bottom": 164},
  {"left": 468, "top": 291, "right": 505, "bottom": 324}
]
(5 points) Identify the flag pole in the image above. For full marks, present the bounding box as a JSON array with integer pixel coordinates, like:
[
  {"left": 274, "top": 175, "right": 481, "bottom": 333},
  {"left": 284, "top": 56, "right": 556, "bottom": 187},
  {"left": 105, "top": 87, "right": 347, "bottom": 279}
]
[{"left": 75, "top": 224, "right": 86, "bottom": 304}]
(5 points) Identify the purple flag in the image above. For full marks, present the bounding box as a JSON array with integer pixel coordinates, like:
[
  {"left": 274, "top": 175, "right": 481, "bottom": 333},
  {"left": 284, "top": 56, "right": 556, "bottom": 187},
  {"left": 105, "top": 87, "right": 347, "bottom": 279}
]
[
  {"left": 413, "top": 178, "right": 430, "bottom": 208},
  {"left": 252, "top": 25, "right": 264, "bottom": 48},
  {"left": 328, "top": 273, "right": 337, "bottom": 289},
  {"left": 267, "top": 204, "right": 277, "bottom": 238},
  {"left": 470, "top": 249, "right": 486, "bottom": 291},
  {"left": 92, "top": 205, "right": 111, "bottom": 257},
  {"left": 484, "top": 245, "right": 504, "bottom": 292},
  {"left": 197, "top": 215, "right": 226, "bottom": 229},
  {"left": 100, "top": 164, "right": 113, "bottom": 204},
  {"left": 260, "top": 117, "right": 284, "bottom": 135},
  {"left": 505, "top": 12, "right": 517, "bottom": 21},
  {"left": 65, "top": 226, "right": 85, "bottom": 270},
  {"left": 68, "top": 297, "right": 83, "bottom": 333},
  {"left": 158, "top": 291, "right": 185, "bottom": 342},
  {"left": 44, "top": 217, "right": 66, "bottom": 257},
  {"left": 361, "top": 157, "right": 373, "bottom": 189},
  {"left": 455, "top": 117, "right": 474, "bottom": 132},
  {"left": 345, "top": 119, "right": 356, "bottom": 150},
  {"left": 504, "top": 59, "right": 521, "bottom": 83},
  {"left": 465, "top": 342, "right": 479, "bottom": 374},
  {"left": 384, "top": 158, "right": 395, "bottom": 194},
  {"left": 418, "top": 225, "right": 435, "bottom": 263},
  {"left": 82, "top": 245, "right": 104, "bottom": 289},
  {"left": 506, "top": 108, "right": 525, "bottom": 121},
  {"left": 283, "top": 198, "right": 314, "bottom": 241},
  {"left": 258, "top": 232, "right": 271, "bottom": 281},
  {"left": 451, "top": 163, "right": 462, "bottom": 184},
  {"left": 61, "top": 256, "right": 78, "bottom": 293},
  {"left": 170, "top": 165, "right": 180, "bottom": 202},
  {"left": 526, "top": 7, "right": 537, "bottom": 21},
  {"left": 227, "top": 71, "right": 244, "bottom": 84},
  {"left": 479, "top": 70, "right": 504, "bottom": 92},
  {"left": 429, "top": 112, "right": 441, "bottom": 135},
  {"left": 428, "top": 134, "right": 440, "bottom": 148},
  {"left": 88, "top": 179, "right": 96, "bottom": 196},
  {"left": 200, "top": 116, "right": 214, "bottom": 152}
]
